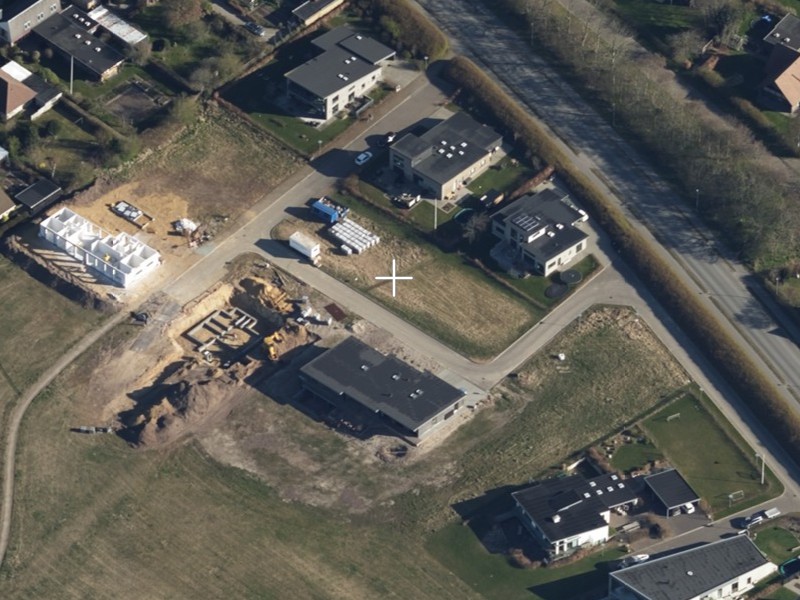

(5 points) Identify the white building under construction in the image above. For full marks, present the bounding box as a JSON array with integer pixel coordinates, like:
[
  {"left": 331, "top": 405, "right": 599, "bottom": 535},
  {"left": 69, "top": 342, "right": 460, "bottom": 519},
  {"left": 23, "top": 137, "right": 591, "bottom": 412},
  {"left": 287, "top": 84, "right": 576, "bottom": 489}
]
[{"left": 39, "top": 207, "right": 160, "bottom": 287}]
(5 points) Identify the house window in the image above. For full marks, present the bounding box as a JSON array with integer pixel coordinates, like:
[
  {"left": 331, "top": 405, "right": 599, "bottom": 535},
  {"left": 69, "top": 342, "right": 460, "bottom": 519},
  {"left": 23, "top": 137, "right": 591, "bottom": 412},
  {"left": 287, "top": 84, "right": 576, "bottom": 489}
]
[
  {"left": 372, "top": 74, "right": 376, "bottom": 81},
  {"left": 732, "top": 582, "right": 739, "bottom": 592},
  {"left": 331, "top": 104, "right": 339, "bottom": 114},
  {"left": 50, "top": 3, "right": 57, "bottom": 10},
  {"left": 332, "top": 95, "right": 339, "bottom": 103},
  {"left": 576, "top": 242, "right": 583, "bottom": 252},
  {"left": 23, "top": 20, "right": 31, "bottom": 30}
]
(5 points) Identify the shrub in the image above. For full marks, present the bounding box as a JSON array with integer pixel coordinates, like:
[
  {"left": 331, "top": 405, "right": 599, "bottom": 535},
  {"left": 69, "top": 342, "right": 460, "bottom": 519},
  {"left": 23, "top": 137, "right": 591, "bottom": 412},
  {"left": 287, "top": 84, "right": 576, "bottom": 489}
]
[
  {"left": 507, "top": 548, "right": 541, "bottom": 569},
  {"left": 364, "top": 0, "right": 449, "bottom": 60}
]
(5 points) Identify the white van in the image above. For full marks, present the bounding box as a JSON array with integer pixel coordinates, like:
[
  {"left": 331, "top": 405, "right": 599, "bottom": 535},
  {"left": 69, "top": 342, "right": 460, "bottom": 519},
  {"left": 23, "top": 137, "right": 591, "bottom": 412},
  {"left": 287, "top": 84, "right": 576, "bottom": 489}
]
[{"left": 682, "top": 502, "right": 696, "bottom": 514}]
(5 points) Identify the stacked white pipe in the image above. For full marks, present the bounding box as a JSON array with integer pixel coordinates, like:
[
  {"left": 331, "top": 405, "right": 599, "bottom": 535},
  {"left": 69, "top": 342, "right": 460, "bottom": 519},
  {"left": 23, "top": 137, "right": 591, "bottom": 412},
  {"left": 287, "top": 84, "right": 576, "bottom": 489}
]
[{"left": 330, "top": 220, "right": 380, "bottom": 254}]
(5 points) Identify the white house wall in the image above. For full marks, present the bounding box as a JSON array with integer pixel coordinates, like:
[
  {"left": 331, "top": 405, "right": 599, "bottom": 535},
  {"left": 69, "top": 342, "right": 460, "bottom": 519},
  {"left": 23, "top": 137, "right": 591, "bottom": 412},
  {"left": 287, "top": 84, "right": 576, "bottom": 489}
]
[{"left": 39, "top": 207, "right": 160, "bottom": 287}]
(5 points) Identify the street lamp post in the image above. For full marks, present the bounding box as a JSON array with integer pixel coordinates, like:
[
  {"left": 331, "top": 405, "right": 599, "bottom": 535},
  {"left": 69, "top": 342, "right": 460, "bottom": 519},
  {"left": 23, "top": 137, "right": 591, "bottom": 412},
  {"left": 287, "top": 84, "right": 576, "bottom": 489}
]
[
  {"left": 317, "top": 139, "right": 322, "bottom": 156},
  {"left": 695, "top": 188, "right": 700, "bottom": 212},
  {"left": 755, "top": 453, "right": 766, "bottom": 486},
  {"left": 423, "top": 55, "right": 429, "bottom": 70}
]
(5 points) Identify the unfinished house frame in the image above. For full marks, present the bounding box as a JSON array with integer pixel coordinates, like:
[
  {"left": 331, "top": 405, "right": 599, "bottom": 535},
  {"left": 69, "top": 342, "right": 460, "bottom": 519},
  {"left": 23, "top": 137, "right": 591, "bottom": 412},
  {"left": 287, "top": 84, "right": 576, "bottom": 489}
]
[{"left": 39, "top": 206, "right": 160, "bottom": 287}]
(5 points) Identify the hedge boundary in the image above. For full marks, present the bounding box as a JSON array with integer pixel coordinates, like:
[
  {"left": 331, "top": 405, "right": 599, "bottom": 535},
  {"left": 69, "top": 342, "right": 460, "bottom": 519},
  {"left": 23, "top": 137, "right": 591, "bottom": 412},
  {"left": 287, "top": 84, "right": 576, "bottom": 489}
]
[{"left": 443, "top": 55, "right": 800, "bottom": 465}]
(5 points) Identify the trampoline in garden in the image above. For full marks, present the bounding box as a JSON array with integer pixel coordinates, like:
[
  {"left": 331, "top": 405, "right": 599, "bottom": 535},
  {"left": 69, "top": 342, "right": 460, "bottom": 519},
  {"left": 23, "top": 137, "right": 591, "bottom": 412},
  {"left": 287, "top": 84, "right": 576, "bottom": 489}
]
[
  {"left": 780, "top": 557, "right": 800, "bottom": 578},
  {"left": 544, "top": 283, "right": 569, "bottom": 299},
  {"left": 559, "top": 269, "right": 582, "bottom": 285}
]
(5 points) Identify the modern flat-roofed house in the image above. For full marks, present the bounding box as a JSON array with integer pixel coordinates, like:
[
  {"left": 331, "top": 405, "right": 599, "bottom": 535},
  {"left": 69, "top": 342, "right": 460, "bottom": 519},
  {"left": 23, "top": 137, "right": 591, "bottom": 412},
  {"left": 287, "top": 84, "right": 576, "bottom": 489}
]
[
  {"left": 299, "top": 337, "right": 465, "bottom": 440},
  {"left": 0, "top": 60, "right": 62, "bottom": 120},
  {"left": 33, "top": 12, "right": 125, "bottom": 81},
  {"left": 491, "top": 188, "right": 588, "bottom": 276},
  {"left": 609, "top": 536, "right": 777, "bottom": 600},
  {"left": 0, "top": 0, "right": 62, "bottom": 45},
  {"left": 292, "top": 0, "right": 345, "bottom": 27},
  {"left": 512, "top": 473, "right": 641, "bottom": 560},
  {"left": 285, "top": 26, "right": 395, "bottom": 121},
  {"left": 389, "top": 112, "right": 502, "bottom": 200},
  {"left": 40, "top": 207, "right": 161, "bottom": 287}
]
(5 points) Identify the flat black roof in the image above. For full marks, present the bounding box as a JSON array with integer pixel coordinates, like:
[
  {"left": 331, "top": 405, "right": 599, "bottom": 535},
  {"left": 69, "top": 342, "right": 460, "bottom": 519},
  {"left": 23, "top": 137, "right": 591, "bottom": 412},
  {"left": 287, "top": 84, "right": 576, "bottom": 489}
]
[
  {"left": 286, "top": 46, "right": 379, "bottom": 99},
  {"left": 313, "top": 26, "right": 395, "bottom": 64},
  {"left": 644, "top": 468, "right": 699, "bottom": 510},
  {"left": 764, "top": 14, "right": 800, "bottom": 52},
  {"left": 299, "top": 337, "right": 464, "bottom": 432},
  {"left": 493, "top": 189, "right": 589, "bottom": 262},
  {"left": 33, "top": 12, "right": 124, "bottom": 77},
  {"left": 393, "top": 112, "right": 502, "bottom": 186},
  {"left": 584, "top": 472, "right": 641, "bottom": 509},
  {"left": 513, "top": 475, "right": 608, "bottom": 543},
  {"left": 610, "top": 536, "right": 773, "bottom": 600},
  {"left": 15, "top": 178, "right": 62, "bottom": 214},
  {"left": 292, "top": 0, "right": 342, "bottom": 23}
]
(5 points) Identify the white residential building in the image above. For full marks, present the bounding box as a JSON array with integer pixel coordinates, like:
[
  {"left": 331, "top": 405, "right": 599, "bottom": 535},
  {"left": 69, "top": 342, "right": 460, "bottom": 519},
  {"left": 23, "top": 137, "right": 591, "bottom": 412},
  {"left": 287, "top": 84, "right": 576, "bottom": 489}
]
[{"left": 39, "top": 207, "right": 160, "bottom": 287}]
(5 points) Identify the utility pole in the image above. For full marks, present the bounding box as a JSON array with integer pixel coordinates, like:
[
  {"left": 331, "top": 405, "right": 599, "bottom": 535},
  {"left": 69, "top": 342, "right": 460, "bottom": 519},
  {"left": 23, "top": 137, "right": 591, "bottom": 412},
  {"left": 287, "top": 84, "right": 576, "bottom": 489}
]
[
  {"left": 695, "top": 188, "right": 700, "bottom": 212},
  {"left": 69, "top": 54, "right": 74, "bottom": 95},
  {"left": 433, "top": 196, "right": 438, "bottom": 232},
  {"left": 755, "top": 453, "right": 765, "bottom": 486}
]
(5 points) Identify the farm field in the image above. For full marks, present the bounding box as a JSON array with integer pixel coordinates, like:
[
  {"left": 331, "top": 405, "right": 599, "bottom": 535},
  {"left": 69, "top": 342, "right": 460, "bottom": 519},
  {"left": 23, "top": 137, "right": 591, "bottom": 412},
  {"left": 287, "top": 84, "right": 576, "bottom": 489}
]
[
  {"left": 1, "top": 303, "right": 692, "bottom": 599},
  {"left": 643, "top": 392, "right": 782, "bottom": 517}
]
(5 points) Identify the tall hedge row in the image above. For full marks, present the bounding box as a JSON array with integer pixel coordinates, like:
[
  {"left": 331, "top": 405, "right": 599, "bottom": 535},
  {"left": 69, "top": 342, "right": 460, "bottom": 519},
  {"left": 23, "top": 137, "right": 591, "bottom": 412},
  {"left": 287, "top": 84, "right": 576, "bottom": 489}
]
[
  {"left": 443, "top": 55, "right": 800, "bottom": 465},
  {"left": 355, "top": 0, "right": 448, "bottom": 60}
]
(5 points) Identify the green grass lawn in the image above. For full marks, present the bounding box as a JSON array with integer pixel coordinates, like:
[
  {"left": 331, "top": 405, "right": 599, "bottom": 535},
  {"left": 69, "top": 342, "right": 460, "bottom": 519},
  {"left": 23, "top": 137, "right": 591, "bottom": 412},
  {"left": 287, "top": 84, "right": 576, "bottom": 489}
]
[
  {"left": 643, "top": 391, "right": 782, "bottom": 517},
  {"left": 427, "top": 522, "right": 624, "bottom": 600},
  {"left": 502, "top": 254, "right": 599, "bottom": 307},
  {"left": 610, "top": 439, "right": 663, "bottom": 472},
  {"left": 611, "top": 0, "right": 700, "bottom": 44},
  {"left": 765, "top": 588, "right": 799, "bottom": 600},
  {"left": 755, "top": 525, "right": 800, "bottom": 563},
  {"left": 223, "top": 65, "right": 355, "bottom": 155},
  {"left": 467, "top": 156, "right": 535, "bottom": 196}
]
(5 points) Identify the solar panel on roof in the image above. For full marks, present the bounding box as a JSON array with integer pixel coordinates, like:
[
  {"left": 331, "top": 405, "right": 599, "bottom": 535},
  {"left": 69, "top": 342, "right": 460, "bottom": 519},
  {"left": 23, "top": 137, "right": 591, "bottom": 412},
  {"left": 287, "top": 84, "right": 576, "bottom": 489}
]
[{"left": 511, "top": 213, "right": 541, "bottom": 232}]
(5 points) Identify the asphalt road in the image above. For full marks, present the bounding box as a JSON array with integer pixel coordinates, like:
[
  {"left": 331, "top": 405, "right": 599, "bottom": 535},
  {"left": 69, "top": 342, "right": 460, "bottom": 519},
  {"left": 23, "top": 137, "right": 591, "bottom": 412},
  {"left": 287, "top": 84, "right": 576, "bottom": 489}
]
[{"left": 414, "top": 0, "right": 800, "bottom": 403}]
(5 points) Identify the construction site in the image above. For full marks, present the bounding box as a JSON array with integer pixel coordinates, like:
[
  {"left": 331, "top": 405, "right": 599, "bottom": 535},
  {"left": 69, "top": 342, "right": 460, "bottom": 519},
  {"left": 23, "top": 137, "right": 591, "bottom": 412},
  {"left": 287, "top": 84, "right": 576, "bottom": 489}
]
[{"left": 111, "top": 261, "right": 337, "bottom": 447}]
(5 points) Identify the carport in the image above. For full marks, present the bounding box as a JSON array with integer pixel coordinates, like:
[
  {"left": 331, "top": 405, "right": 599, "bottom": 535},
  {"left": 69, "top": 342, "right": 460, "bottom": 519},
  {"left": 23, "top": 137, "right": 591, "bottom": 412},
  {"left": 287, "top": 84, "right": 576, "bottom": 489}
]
[{"left": 644, "top": 468, "right": 700, "bottom": 517}]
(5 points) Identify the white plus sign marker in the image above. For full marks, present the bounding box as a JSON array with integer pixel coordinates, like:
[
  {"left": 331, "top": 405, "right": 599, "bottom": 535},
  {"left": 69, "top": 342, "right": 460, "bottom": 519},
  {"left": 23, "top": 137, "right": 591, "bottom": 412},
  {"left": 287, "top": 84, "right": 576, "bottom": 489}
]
[{"left": 374, "top": 258, "right": 413, "bottom": 298}]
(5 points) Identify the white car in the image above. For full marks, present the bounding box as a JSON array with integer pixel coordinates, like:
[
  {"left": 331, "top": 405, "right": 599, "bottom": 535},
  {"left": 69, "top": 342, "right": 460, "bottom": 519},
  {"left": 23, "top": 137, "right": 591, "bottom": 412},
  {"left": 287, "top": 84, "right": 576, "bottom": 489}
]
[
  {"left": 620, "top": 554, "right": 650, "bottom": 568},
  {"left": 355, "top": 151, "right": 373, "bottom": 166}
]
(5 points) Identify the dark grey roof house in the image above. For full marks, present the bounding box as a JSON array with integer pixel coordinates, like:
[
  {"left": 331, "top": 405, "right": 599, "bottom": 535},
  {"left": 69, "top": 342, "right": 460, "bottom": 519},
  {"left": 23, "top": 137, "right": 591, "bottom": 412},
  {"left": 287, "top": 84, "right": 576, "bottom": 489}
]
[
  {"left": 609, "top": 536, "right": 777, "bottom": 600},
  {"left": 491, "top": 188, "right": 589, "bottom": 276},
  {"left": 285, "top": 26, "right": 395, "bottom": 120},
  {"left": 33, "top": 12, "right": 124, "bottom": 81},
  {"left": 512, "top": 473, "right": 640, "bottom": 560},
  {"left": 644, "top": 468, "right": 700, "bottom": 516},
  {"left": 0, "top": 0, "right": 62, "bottom": 44},
  {"left": 299, "top": 337, "right": 465, "bottom": 440},
  {"left": 389, "top": 111, "right": 503, "bottom": 200},
  {"left": 763, "top": 14, "right": 800, "bottom": 54},
  {"left": 15, "top": 178, "right": 62, "bottom": 214}
]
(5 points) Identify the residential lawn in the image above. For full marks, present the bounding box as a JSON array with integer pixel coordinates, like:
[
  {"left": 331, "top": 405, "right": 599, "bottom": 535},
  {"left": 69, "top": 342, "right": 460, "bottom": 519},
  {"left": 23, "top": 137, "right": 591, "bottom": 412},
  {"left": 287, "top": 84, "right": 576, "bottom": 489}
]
[
  {"left": 610, "top": 439, "right": 663, "bottom": 472},
  {"left": 502, "top": 254, "right": 599, "bottom": 308},
  {"left": 223, "top": 65, "right": 355, "bottom": 155},
  {"left": 427, "top": 521, "right": 624, "bottom": 600},
  {"left": 467, "top": 156, "right": 535, "bottom": 196},
  {"left": 643, "top": 391, "right": 783, "bottom": 517},
  {"left": 755, "top": 525, "right": 800, "bottom": 563},
  {"left": 764, "top": 588, "right": 800, "bottom": 600}
]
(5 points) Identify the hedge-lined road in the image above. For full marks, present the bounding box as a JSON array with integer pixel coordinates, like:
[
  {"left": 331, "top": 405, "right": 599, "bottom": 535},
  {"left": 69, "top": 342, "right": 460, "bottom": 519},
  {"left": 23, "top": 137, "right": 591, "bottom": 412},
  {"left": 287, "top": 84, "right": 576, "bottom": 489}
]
[{"left": 415, "top": 1, "right": 800, "bottom": 416}]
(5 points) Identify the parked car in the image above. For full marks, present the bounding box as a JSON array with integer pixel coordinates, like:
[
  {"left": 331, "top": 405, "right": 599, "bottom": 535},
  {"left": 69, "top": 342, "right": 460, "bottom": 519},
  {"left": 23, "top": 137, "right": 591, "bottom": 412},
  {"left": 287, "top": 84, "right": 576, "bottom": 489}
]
[
  {"left": 354, "top": 151, "right": 373, "bottom": 166},
  {"left": 244, "top": 22, "right": 266, "bottom": 36},
  {"left": 619, "top": 554, "right": 650, "bottom": 569},
  {"left": 764, "top": 508, "right": 781, "bottom": 519},
  {"left": 682, "top": 502, "right": 696, "bottom": 514},
  {"left": 746, "top": 514, "right": 764, "bottom": 528}
]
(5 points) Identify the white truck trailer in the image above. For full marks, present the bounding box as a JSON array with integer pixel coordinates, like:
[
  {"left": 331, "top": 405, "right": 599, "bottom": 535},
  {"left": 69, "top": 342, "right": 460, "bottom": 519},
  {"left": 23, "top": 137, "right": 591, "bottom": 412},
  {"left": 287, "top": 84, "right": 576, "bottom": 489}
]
[{"left": 289, "top": 231, "right": 321, "bottom": 266}]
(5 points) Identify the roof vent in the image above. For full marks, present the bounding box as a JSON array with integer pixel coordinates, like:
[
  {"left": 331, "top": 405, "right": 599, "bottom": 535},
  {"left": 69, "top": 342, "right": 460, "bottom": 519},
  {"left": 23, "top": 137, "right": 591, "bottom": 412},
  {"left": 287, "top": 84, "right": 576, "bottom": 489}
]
[
  {"left": 786, "top": 37, "right": 791, "bottom": 43},
  {"left": 95, "top": 47, "right": 101, "bottom": 52},
  {"left": 556, "top": 223, "right": 564, "bottom": 229},
  {"left": 547, "top": 231, "right": 556, "bottom": 237},
  {"left": 355, "top": 34, "right": 363, "bottom": 39},
  {"left": 84, "top": 39, "right": 91, "bottom": 45},
  {"left": 589, "top": 481, "right": 596, "bottom": 487},
  {"left": 446, "top": 153, "right": 453, "bottom": 158},
  {"left": 607, "top": 486, "right": 614, "bottom": 492},
  {"left": 360, "top": 364, "right": 369, "bottom": 371},
  {"left": 73, "top": 12, "right": 78, "bottom": 17},
  {"left": 391, "top": 373, "right": 400, "bottom": 380},
  {"left": 611, "top": 474, "right": 618, "bottom": 480},
  {"left": 460, "top": 142, "right": 467, "bottom": 147},
  {"left": 552, "top": 514, "right": 561, "bottom": 523},
  {"left": 75, "top": 33, "right": 81, "bottom": 38},
  {"left": 415, "top": 389, "right": 423, "bottom": 395},
  {"left": 774, "top": 32, "right": 782, "bottom": 37},
  {"left": 458, "top": 150, "right": 465, "bottom": 156},
  {"left": 687, "top": 571, "right": 694, "bottom": 576},
  {"left": 618, "top": 483, "right": 625, "bottom": 489},
  {"left": 350, "top": 56, "right": 356, "bottom": 61}
]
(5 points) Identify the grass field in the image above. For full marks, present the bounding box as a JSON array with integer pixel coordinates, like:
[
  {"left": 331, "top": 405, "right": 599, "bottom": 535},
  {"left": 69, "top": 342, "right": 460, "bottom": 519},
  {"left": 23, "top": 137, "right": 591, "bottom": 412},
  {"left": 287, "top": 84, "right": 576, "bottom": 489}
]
[
  {"left": 755, "top": 525, "right": 799, "bottom": 563},
  {"left": 467, "top": 156, "right": 534, "bottom": 196},
  {"left": 0, "top": 301, "right": 693, "bottom": 599},
  {"left": 427, "top": 522, "right": 623, "bottom": 600},
  {"left": 765, "top": 588, "right": 799, "bottom": 600},
  {"left": 643, "top": 392, "right": 782, "bottom": 517}
]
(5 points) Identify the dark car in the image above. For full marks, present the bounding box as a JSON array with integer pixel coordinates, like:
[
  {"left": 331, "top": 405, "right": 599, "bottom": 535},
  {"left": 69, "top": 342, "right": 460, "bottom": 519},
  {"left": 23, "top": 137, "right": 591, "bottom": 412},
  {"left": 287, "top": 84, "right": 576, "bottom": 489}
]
[{"left": 244, "top": 22, "right": 266, "bottom": 37}]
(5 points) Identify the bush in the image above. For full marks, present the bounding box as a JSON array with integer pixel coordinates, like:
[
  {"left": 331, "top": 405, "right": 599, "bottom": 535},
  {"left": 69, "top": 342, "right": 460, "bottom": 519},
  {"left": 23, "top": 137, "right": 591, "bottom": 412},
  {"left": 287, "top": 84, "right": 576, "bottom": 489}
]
[
  {"left": 507, "top": 548, "right": 541, "bottom": 569},
  {"left": 363, "top": 0, "right": 449, "bottom": 60}
]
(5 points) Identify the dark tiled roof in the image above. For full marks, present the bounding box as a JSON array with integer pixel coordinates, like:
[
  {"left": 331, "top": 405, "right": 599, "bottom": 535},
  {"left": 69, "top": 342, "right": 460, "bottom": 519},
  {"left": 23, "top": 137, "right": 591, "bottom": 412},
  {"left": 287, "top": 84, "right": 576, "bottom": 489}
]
[
  {"left": 513, "top": 475, "right": 609, "bottom": 543},
  {"left": 393, "top": 111, "right": 502, "bottom": 186},
  {"left": 285, "top": 46, "right": 379, "bottom": 99},
  {"left": 15, "top": 178, "right": 62, "bottom": 214},
  {"left": 582, "top": 472, "right": 641, "bottom": 509},
  {"left": 299, "top": 337, "right": 464, "bottom": 432},
  {"left": 33, "top": 12, "right": 124, "bottom": 77},
  {"left": 644, "top": 468, "right": 699, "bottom": 510},
  {"left": 764, "top": 14, "right": 800, "bottom": 52},
  {"left": 611, "top": 536, "right": 773, "bottom": 600}
]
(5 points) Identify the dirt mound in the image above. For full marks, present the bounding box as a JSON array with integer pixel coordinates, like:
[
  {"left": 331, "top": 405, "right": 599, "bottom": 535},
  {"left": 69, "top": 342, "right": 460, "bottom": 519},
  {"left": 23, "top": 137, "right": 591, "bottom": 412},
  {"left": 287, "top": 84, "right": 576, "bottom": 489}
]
[{"left": 125, "top": 359, "right": 257, "bottom": 447}]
